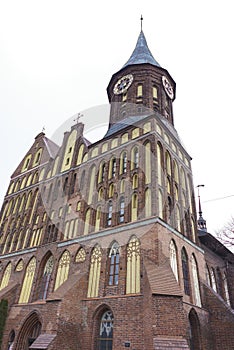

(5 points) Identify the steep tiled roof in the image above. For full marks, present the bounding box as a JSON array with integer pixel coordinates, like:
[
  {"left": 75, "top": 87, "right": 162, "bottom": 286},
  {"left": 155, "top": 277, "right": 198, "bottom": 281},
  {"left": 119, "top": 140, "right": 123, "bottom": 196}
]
[{"left": 123, "top": 31, "right": 160, "bottom": 68}]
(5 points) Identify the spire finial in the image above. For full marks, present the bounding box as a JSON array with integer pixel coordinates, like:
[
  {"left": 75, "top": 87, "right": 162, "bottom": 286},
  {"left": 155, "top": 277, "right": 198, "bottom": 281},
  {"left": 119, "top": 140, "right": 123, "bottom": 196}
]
[
  {"left": 140, "top": 15, "right": 143, "bottom": 31},
  {"left": 74, "top": 112, "right": 83, "bottom": 124},
  {"left": 196, "top": 185, "right": 207, "bottom": 231}
]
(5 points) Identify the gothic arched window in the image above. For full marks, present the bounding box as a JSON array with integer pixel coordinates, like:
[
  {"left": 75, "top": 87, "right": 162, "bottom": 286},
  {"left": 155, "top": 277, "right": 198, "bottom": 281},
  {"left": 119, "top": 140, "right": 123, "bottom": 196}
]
[
  {"left": 126, "top": 236, "right": 140, "bottom": 294},
  {"left": 191, "top": 254, "right": 201, "bottom": 307},
  {"left": 19, "top": 257, "right": 36, "bottom": 303},
  {"left": 169, "top": 240, "right": 178, "bottom": 281},
  {"left": 119, "top": 197, "right": 125, "bottom": 223},
  {"left": 54, "top": 251, "right": 70, "bottom": 291},
  {"left": 145, "top": 188, "right": 151, "bottom": 217},
  {"left": 37, "top": 255, "right": 54, "bottom": 300},
  {"left": 131, "top": 193, "right": 138, "bottom": 222},
  {"left": 87, "top": 245, "right": 102, "bottom": 297},
  {"left": 97, "top": 310, "right": 114, "bottom": 350},
  {"left": 145, "top": 141, "right": 151, "bottom": 184},
  {"left": 0, "top": 262, "right": 12, "bottom": 291},
  {"left": 108, "top": 243, "right": 120, "bottom": 286},
  {"left": 210, "top": 267, "right": 217, "bottom": 292},
  {"left": 181, "top": 248, "right": 190, "bottom": 296},
  {"left": 131, "top": 147, "right": 139, "bottom": 170},
  {"left": 107, "top": 201, "right": 113, "bottom": 227}
]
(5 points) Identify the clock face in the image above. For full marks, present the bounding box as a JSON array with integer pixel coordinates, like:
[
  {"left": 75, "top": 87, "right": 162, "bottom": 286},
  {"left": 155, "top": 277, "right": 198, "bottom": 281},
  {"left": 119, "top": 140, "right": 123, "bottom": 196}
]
[
  {"left": 113, "top": 74, "right": 134, "bottom": 95},
  {"left": 162, "top": 76, "right": 174, "bottom": 99}
]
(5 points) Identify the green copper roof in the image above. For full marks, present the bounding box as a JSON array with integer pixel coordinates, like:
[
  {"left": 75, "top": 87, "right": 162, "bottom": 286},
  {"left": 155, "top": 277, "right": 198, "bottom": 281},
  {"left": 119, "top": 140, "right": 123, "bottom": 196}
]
[{"left": 123, "top": 31, "right": 161, "bottom": 68}]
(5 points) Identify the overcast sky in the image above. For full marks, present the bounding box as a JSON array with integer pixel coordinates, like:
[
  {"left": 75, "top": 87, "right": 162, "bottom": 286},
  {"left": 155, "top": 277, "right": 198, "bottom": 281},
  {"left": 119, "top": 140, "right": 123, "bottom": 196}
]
[{"left": 0, "top": 0, "right": 234, "bottom": 235}]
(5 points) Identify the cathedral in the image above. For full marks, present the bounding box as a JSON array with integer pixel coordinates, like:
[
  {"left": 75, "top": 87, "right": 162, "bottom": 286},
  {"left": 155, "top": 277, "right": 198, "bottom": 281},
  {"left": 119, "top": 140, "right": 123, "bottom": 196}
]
[{"left": 0, "top": 28, "right": 234, "bottom": 350}]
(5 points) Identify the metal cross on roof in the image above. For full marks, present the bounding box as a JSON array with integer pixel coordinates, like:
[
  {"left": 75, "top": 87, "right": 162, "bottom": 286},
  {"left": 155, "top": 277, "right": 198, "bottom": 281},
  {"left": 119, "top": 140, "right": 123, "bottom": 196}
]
[{"left": 74, "top": 112, "right": 83, "bottom": 124}]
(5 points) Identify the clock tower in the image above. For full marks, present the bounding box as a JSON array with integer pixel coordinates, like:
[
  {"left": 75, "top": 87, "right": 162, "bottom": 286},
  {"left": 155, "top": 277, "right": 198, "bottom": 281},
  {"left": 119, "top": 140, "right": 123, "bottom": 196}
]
[{"left": 107, "top": 30, "right": 176, "bottom": 128}]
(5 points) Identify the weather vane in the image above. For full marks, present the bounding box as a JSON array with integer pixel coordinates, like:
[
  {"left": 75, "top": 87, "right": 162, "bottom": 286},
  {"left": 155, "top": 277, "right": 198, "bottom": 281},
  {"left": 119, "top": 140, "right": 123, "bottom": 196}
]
[
  {"left": 74, "top": 112, "right": 83, "bottom": 124},
  {"left": 42, "top": 126, "right": 45, "bottom": 133}
]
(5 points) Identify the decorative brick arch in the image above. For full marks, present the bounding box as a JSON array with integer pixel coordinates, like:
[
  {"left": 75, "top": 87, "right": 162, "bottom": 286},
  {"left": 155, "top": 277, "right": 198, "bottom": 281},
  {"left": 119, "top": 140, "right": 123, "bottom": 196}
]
[{"left": 15, "top": 311, "right": 42, "bottom": 350}]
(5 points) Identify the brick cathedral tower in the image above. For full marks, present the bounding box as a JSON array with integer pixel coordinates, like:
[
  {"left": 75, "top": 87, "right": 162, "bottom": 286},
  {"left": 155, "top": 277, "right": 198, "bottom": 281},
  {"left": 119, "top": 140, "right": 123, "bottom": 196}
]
[{"left": 0, "top": 27, "right": 234, "bottom": 350}]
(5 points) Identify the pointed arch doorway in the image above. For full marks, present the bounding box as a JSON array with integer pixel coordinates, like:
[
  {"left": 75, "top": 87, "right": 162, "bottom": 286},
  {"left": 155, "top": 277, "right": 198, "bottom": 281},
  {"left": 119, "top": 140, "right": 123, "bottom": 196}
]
[
  {"left": 189, "top": 309, "right": 202, "bottom": 350},
  {"left": 15, "top": 312, "right": 41, "bottom": 350}
]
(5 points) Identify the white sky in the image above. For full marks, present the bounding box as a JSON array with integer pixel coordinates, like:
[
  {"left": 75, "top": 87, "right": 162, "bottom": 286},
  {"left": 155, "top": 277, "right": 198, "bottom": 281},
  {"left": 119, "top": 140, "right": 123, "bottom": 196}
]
[{"left": 0, "top": 0, "right": 234, "bottom": 234}]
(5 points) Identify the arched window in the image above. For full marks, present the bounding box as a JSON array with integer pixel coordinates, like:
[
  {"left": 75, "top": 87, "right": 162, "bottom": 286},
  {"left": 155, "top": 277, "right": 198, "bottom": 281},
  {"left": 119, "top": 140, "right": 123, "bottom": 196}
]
[
  {"left": 88, "top": 166, "right": 96, "bottom": 205},
  {"left": 145, "top": 188, "right": 151, "bottom": 217},
  {"left": 181, "top": 248, "right": 190, "bottom": 296},
  {"left": 210, "top": 267, "right": 217, "bottom": 292},
  {"left": 19, "top": 257, "right": 36, "bottom": 303},
  {"left": 145, "top": 142, "right": 151, "bottom": 184},
  {"left": 131, "top": 147, "right": 139, "bottom": 170},
  {"left": 97, "top": 310, "right": 114, "bottom": 350},
  {"left": 169, "top": 240, "right": 178, "bottom": 281},
  {"left": 108, "top": 243, "right": 120, "bottom": 285},
  {"left": 37, "top": 255, "right": 54, "bottom": 300},
  {"left": 132, "top": 174, "right": 138, "bottom": 189},
  {"left": 109, "top": 157, "right": 117, "bottom": 179},
  {"left": 70, "top": 173, "right": 77, "bottom": 194},
  {"left": 166, "top": 151, "right": 172, "bottom": 176},
  {"left": 205, "top": 264, "right": 211, "bottom": 287},
  {"left": 52, "top": 156, "right": 59, "bottom": 177},
  {"left": 120, "top": 179, "right": 125, "bottom": 193},
  {"left": 131, "top": 193, "right": 138, "bottom": 222},
  {"left": 54, "top": 251, "right": 70, "bottom": 291},
  {"left": 175, "top": 205, "right": 181, "bottom": 231},
  {"left": 107, "top": 201, "right": 113, "bottom": 227},
  {"left": 98, "top": 162, "right": 106, "bottom": 183},
  {"left": 191, "top": 254, "right": 201, "bottom": 307},
  {"left": 98, "top": 187, "right": 104, "bottom": 201},
  {"left": 223, "top": 272, "right": 231, "bottom": 306},
  {"left": 25, "top": 192, "right": 32, "bottom": 210},
  {"left": 120, "top": 151, "right": 127, "bottom": 174},
  {"left": 75, "top": 247, "right": 86, "bottom": 263},
  {"left": 26, "top": 173, "right": 32, "bottom": 187},
  {"left": 77, "top": 144, "right": 84, "bottom": 165},
  {"left": 119, "top": 197, "right": 125, "bottom": 223},
  {"left": 95, "top": 206, "right": 101, "bottom": 232},
  {"left": 87, "top": 245, "right": 102, "bottom": 297},
  {"left": 84, "top": 209, "right": 91, "bottom": 235},
  {"left": 61, "top": 129, "right": 77, "bottom": 171},
  {"left": 157, "top": 143, "right": 163, "bottom": 185},
  {"left": 126, "top": 237, "right": 140, "bottom": 294},
  {"left": 0, "top": 262, "right": 11, "bottom": 291},
  {"left": 174, "top": 160, "right": 179, "bottom": 184},
  {"left": 33, "top": 148, "right": 42, "bottom": 166},
  {"left": 137, "top": 84, "right": 143, "bottom": 97},
  {"left": 109, "top": 183, "right": 114, "bottom": 198}
]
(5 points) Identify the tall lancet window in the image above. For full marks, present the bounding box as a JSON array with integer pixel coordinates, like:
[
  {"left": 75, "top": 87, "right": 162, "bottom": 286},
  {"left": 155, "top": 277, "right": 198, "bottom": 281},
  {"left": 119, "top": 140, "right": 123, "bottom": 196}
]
[
  {"left": 87, "top": 245, "right": 102, "bottom": 298},
  {"left": 210, "top": 267, "right": 217, "bottom": 292},
  {"left": 54, "top": 251, "right": 70, "bottom": 291},
  {"left": 126, "top": 236, "right": 140, "bottom": 294},
  {"left": 169, "top": 240, "right": 178, "bottom": 281},
  {"left": 0, "top": 262, "right": 11, "bottom": 291},
  {"left": 181, "top": 248, "right": 190, "bottom": 296},
  {"left": 97, "top": 310, "right": 114, "bottom": 350},
  {"left": 38, "top": 255, "right": 54, "bottom": 300},
  {"left": 108, "top": 243, "right": 120, "bottom": 286},
  {"left": 19, "top": 257, "right": 36, "bottom": 303},
  {"left": 191, "top": 254, "right": 201, "bottom": 307}
]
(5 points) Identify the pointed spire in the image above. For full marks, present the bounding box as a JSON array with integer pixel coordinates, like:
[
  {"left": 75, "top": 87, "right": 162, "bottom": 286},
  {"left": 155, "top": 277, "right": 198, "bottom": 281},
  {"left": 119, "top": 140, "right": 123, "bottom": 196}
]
[
  {"left": 197, "top": 185, "right": 207, "bottom": 232},
  {"left": 123, "top": 30, "right": 161, "bottom": 68}
]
